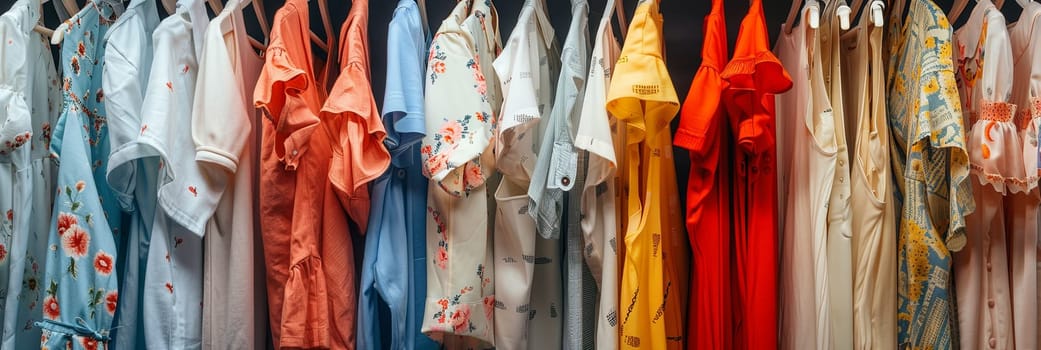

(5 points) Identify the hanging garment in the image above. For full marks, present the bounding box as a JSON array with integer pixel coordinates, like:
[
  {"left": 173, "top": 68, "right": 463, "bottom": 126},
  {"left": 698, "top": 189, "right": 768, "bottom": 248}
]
[
  {"left": 0, "top": 0, "right": 61, "bottom": 348},
  {"left": 100, "top": 0, "right": 159, "bottom": 347},
  {"left": 356, "top": 1, "right": 437, "bottom": 349},
  {"left": 953, "top": 1, "right": 1021, "bottom": 349},
  {"left": 820, "top": 3, "right": 855, "bottom": 347},
  {"left": 574, "top": 0, "right": 625, "bottom": 348},
  {"left": 720, "top": 1, "right": 791, "bottom": 349},
  {"left": 1007, "top": 3, "right": 1041, "bottom": 350},
  {"left": 419, "top": 0, "right": 500, "bottom": 347},
  {"left": 840, "top": 6, "right": 897, "bottom": 349},
  {"left": 321, "top": 0, "right": 392, "bottom": 347},
  {"left": 491, "top": 0, "right": 561, "bottom": 348},
  {"left": 117, "top": 0, "right": 212, "bottom": 347},
  {"left": 36, "top": 1, "right": 125, "bottom": 348},
  {"left": 675, "top": 0, "right": 732, "bottom": 348},
  {"left": 194, "top": 0, "right": 267, "bottom": 348},
  {"left": 775, "top": 3, "right": 835, "bottom": 349},
  {"left": 886, "top": 0, "right": 974, "bottom": 348},
  {"left": 609, "top": 0, "right": 687, "bottom": 348},
  {"left": 255, "top": 0, "right": 377, "bottom": 347},
  {"left": 525, "top": 0, "right": 591, "bottom": 348}
]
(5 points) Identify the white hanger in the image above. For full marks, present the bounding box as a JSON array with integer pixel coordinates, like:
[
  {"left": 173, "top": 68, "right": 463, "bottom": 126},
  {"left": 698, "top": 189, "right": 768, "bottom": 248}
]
[
  {"left": 786, "top": 0, "right": 822, "bottom": 34},
  {"left": 870, "top": 0, "right": 884, "bottom": 27},
  {"left": 837, "top": 0, "right": 853, "bottom": 30}
]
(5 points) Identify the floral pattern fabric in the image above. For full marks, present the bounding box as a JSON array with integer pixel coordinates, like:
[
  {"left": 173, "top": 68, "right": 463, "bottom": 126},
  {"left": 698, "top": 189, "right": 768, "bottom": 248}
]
[
  {"left": 886, "top": 0, "right": 974, "bottom": 348},
  {"left": 37, "top": 2, "right": 125, "bottom": 348},
  {"left": 0, "top": 1, "right": 61, "bottom": 349},
  {"left": 420, "top": 0, "right": 500, "bottom": 347}
]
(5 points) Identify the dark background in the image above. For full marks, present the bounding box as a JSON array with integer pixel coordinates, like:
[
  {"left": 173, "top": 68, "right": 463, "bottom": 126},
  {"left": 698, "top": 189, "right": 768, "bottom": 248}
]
[{"left": 0, "top": 0, "right": 1027, "bottom": 198}]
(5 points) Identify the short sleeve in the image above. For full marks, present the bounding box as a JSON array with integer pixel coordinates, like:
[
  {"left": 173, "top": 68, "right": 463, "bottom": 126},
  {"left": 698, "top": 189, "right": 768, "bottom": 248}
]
[
  {"left": 675, "top": 65, "right": 724, "bottom": 159},
  {"left": 421, "top": 30, "right": 496, "bottom": 196},
  {"left": 102, "top": 39, "right": 149, "bottom": 211},
  {"left": 194, "top": 25, "right": 251, "bottom": 175},
  {"left": 253, "top": 11, "right": 316, "bottom": 171},
  {"left": 323, "top": 62, "right": 390, "bottom": 204},
  {"left": 381, "top": 7, "right": 427, "bottom": 151},
  {"left": 920, "top": 67, "right": 974, "bottom": 251}
]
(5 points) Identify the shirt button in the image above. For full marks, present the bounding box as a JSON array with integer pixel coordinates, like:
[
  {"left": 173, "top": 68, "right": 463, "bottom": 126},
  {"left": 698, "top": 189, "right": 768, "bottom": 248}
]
[
  {"left": 986, "top": 261, "right": 992, "bottom": 271},
  {"left": 989, "top": 338, "right": 997, "bottom": 348},
  {"left": 988, "top": 299, "right": 995, "bottom": 308},
  {"left": 291, "top": 149, "right": 299, "bottom": 156},
  {"left": 561, "top": 176, "right": 571, "bottom": 186},
  {"left": 397, "top": 169, "right": 406, "bottom": 178},
  {"left": 838, "top": 160, "right": 845, "bottom": 167}
]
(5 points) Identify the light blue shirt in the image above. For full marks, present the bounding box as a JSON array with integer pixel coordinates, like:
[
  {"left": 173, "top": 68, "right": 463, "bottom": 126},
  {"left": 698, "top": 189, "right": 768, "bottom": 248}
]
[
  {"left": 101, "top": 0, "right": 160, "bottom": 346},
  {"left": 357, "top": 1, "right": 437, "bottom": 349},
  {"left": 38, "top": 1, "right": 124, "bottom": 348}
]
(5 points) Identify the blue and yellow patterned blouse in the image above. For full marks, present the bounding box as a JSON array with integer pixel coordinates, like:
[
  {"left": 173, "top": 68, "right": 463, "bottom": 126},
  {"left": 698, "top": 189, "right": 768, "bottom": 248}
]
[
  {"left": 36, "top": 1, "right": 123, "bottom": 349},
  {"left": 886, "top": 0, "right": 975, "bottom": 349}
]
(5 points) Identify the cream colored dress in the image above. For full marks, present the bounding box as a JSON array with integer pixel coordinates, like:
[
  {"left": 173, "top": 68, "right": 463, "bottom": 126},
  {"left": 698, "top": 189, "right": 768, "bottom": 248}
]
[
  {"left": 775, "top": 3, "right": 836, "bottom": 349},
  {"left": 820, "top": 3, "right": 854, "bottom": 348},
  {"left": 953, "top": 1, "right": 1021, "bottom": 349},
  {"left": 841, "top": 6, "right": 896, "bottom": 349},
  {"left": 1007, "top": 2, "right": 1041, "bottom": 350}
]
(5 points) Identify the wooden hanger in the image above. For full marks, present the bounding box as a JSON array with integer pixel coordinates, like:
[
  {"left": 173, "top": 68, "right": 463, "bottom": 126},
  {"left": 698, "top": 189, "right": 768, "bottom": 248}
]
[
  {"left": 60, "top": 0, "right": 79, "bottom": 18},
  {"left": 161, "top": 0, "right": 175, "bottom": 14},
  {"left": 209, "top": 0, "right": 269, "bottom": 50},
  {"left": 33, "top": 0, "right": 55, "bottom": 37},
  {"left": 786, "top": 0, "right": 822, "bottom": 34},
  {"left": 314, "top": 0, "right": 332, "bottom": 54},
  {"left": 947, "top": 0, "right": 973, "bottom": 25},
  {"left": 417, "top": 0, "right": 429, "bottom": 35}
]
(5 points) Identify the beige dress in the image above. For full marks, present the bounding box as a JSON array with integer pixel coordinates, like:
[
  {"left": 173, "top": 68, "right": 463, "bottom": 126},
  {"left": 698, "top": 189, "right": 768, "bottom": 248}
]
[
  {"left": 953, "top": 1, "right": 1022, "bottom": 349},
  {"left": 820, "top": 2, "right": 854, "bottom": 348},
  {"left": 1007, "top": 2, "right": 1041, "bottom": 350},
  {"left": 841, "top": 5, "right": 896, "bottom": 349},
  {"left": 775, "top": 3, "right": 836, "bottom": 349}
]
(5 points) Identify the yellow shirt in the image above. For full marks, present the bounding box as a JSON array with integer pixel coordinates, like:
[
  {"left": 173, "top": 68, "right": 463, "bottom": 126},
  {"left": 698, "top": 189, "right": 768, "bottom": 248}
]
[{"left": 606, "top": 0, "right": 688, "bottom": 348}]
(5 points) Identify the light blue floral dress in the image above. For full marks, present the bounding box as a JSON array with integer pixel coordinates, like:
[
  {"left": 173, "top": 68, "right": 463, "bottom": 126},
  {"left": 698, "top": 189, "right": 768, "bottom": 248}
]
[{"left": 36, "top": 1, "right": 124, "bottom": 348}]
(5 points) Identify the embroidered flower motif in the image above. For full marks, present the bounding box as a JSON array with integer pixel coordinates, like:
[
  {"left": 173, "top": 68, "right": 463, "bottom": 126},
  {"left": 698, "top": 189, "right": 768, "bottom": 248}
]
[
  {"left": 436, "top": 247, "right": 448, "bottom": 269},
  {"left": 140, "top": 124, "right": 148, "bottom": 134},
  {"left": 93, "top": 251, "right": 113, "bottom": 276},
  {"left": 188, "top": 186, "right": 197, "bottom": 197},
  {"left": 95, "top": 89, "right": 104, "bottom": 103},
  {"left": 75, "top": 180, "right": 86, "bottom": 192},
  {"left": 165, "top": 282, "right": 174, "bottom": 294},
  {"left": 76, "top": 41, "right": 85, "bottom": 57},
  {"left": 70, "top": 56, "right": 80, "bottom": 75},
  {"left": 433, "top": 60, "right": 446, "bottom": 74},
  {"left": 165, "top": 81, "right": 173, "bottom": 91},
  {"left": 483, "top": 296, "right": 495, "bottom": 320},
  {"left": 104, "top": 291, "right": 118, "bottom": 315},
  {"left": 80, "top": 337, "right": 98, "bottom": 350},
  {"left": 474, "top": 111, "right": 486, "bottom": 122},
  {"left": 43, "top": 296, "right": 59, "bottom": 320},
  {"left": 451, "top": 304, "right": 472, "bottom": 333},
  {"left": 421, "top": 145, "right": 432, "bottom": 155},
  {"left": 182, "top": 65, "right": 190, "bottom": 74},
  {"left": 0, "top": 244, "right": 8, "bottom": 263},
  {"left": 56, "top": 212, "right": 77, "bottom": 236},
  {"left": 5, "top": 209, "right": 11, "bottom": 221},
  {"left": 174, "top": 237, "right": 184, "bottom": 248},
  {"left": 439, "top": 121, "right": 463, "bottom": 144},
  {"left": 61, "top": 224, "right": 90, "bottom": 258},
  {"left": 464, "top": 165, "right": 484, "bottom": 187}
]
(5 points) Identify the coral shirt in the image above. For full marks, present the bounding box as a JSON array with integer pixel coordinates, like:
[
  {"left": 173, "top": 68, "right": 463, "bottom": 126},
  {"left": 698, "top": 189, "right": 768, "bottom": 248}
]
[{"left": 720, "top": 0, "right": 791, "bottom": 349}]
